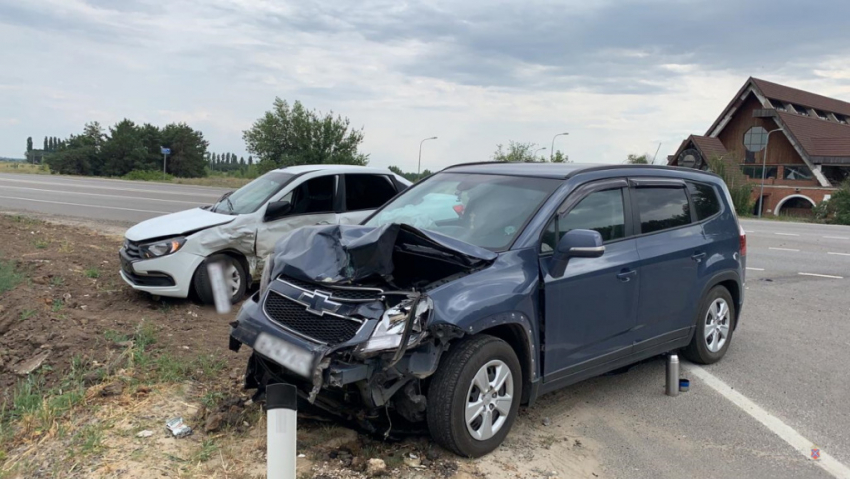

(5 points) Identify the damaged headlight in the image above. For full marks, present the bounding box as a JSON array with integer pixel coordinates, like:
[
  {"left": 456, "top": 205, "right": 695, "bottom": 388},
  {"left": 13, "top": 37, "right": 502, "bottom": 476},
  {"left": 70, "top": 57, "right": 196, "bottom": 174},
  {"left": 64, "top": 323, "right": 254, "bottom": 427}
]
[
  {"left": 140, "top": 237, "right": 186, "bottom": 259},
  {"left": 357, "top": 295, "right": 433, "bottom": 355},
  {"left": 259, "top": 254, "right": 273, "bottom": 293}
]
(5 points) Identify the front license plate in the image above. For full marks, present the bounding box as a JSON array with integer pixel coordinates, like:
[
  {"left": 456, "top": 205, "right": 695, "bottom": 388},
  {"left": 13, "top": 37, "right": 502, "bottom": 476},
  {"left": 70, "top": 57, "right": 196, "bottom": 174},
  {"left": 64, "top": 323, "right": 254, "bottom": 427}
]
[{"left": 253, "top": 332, "right": 313, "bottom": 378}]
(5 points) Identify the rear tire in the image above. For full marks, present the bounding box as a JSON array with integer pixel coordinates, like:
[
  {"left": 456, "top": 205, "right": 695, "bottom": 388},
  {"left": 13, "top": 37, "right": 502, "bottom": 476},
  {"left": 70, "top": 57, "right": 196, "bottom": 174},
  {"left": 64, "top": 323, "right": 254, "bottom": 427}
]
[
  {"left": 426, "top": 335, "right": 522, "bottom": 458},
  {"left": 193, "top": 254, "right": 247, "bottom": 305},
  {"left": 682, "top": 286, "right": 735, "bottom": 364}
]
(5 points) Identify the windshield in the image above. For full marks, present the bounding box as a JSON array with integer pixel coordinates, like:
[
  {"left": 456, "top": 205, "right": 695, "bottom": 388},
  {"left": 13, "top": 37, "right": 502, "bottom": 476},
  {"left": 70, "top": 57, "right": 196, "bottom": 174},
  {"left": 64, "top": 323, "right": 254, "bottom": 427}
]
[
  {"left": 365, "top": 172, "right": 560, "bottom": 251},
  {"left": 212, "top": 171, "right": 294, "bottom": 215}
]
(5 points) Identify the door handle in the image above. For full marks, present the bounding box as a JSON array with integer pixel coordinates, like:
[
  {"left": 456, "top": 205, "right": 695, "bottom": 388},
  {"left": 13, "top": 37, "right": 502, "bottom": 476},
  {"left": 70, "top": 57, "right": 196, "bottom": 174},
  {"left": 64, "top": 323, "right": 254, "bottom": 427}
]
[
  {"left": 691, "top": 252, "right": 707, "bottom": 263},
  {"left": 616, "top": 270, "right": 637, "bottom": 282}
]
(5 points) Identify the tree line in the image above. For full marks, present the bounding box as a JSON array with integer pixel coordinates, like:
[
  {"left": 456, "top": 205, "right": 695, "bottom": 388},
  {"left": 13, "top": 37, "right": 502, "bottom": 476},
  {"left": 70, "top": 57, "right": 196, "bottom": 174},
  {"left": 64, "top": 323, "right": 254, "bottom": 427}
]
[
  {"left": 207, "top": 152, "right": 254, "bottom": 173},
  {"left": 31, "top": 120, "right": 209, "bottom": 178}
]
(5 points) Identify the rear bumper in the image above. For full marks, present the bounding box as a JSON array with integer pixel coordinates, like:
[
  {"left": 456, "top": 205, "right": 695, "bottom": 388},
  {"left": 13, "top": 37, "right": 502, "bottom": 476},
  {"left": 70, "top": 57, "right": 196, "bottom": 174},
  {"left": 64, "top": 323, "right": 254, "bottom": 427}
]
[{"left": 118, "top": 249, "right": 204, "bottom": 298}]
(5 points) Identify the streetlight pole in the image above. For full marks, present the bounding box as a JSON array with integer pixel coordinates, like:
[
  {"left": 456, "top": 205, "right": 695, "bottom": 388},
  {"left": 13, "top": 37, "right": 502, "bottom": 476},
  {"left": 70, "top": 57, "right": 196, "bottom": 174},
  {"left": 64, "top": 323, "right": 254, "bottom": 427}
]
[
  {"left": 757, "top": 128, "right": 782, "bottom": 218},
  {"left": 417, "top": 136, "right": 437, "bottom": 178},
  {"left": 533, "top": 147, "right": 546, "bottom": 161},
  {"left": 550, "top": 132, "right": 569, "bottom": 161}
]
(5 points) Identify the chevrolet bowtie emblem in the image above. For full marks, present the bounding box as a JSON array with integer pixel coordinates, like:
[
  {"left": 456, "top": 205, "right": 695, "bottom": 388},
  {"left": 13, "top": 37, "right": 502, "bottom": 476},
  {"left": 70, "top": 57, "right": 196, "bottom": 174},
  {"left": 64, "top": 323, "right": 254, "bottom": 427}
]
[{"left": 299, "top": 290, "right": 342, "bottom": 316}]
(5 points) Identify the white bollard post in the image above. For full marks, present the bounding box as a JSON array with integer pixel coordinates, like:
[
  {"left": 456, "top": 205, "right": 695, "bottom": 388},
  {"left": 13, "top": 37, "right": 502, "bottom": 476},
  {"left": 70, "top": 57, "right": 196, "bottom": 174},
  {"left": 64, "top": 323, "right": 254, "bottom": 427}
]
[{"left": 267, "top": 383, "right": 297, "bottom": 479}]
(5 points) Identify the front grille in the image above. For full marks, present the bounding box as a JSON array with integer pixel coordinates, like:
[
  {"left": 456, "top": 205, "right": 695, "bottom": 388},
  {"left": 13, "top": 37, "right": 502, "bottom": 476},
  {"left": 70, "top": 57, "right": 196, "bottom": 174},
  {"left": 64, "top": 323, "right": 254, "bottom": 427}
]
[
  {"left": 264, "top": 291, "right": 362, "bottom": 344},
  {"left": 122, "top": 270, "right": 175, "bottom": 287},
  {"left": 278, "top": 276, "right": 383, "bottom": 301},
  {"left": 124, "top": 240, "right": 142, "bottom": 260}
]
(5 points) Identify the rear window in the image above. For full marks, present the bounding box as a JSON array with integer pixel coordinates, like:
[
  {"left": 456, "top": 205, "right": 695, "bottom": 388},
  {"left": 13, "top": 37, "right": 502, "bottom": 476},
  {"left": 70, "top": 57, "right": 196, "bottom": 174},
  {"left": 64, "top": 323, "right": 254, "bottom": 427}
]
[
  {"left": 687, "top": 181, "right": 721, "bottom": 221},
  {"left": 636, "top": 187, "right": 691, "bottom": 234}
]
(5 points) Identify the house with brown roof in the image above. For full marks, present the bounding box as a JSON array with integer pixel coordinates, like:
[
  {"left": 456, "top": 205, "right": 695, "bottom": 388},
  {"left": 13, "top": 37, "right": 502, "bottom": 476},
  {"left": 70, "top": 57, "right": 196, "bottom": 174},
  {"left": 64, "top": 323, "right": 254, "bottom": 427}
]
[{"left": 668, "top": 77, "right": 850, "bottom": 216}]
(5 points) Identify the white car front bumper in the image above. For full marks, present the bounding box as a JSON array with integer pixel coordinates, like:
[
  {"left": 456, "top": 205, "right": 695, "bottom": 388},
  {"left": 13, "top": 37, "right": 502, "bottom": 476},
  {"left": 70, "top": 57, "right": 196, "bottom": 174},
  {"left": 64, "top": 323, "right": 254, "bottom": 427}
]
[{"left": 119, "top": 249, "right": 205, "bottom": 298}]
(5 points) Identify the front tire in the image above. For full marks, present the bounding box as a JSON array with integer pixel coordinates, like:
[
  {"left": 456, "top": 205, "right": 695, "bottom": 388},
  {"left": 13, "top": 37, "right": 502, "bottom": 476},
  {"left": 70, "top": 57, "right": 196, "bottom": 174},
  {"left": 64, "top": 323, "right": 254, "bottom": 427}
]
[
  {"left": 682, "top": 286, "right": 735, "bottom": 364},
  {"left": 193, "top": 254, "right": 248, "bottom": 306},
  {"left": 427, "top": 335, "right": 522, "bottom": 458}
]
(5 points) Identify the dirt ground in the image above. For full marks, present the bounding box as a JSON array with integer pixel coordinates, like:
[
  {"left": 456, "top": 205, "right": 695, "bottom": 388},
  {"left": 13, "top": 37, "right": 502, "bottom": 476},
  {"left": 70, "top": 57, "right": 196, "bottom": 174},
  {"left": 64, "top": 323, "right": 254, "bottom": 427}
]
[{"left": 0, "top": 213, "right": 604, "bottom": 478}]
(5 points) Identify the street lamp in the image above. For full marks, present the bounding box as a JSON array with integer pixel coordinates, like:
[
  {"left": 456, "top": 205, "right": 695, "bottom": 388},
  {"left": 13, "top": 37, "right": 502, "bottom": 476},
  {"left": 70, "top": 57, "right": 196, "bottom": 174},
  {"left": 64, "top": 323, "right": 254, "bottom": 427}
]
[
  {"left": 533, "top": 147, "right": 546, "bottom": 160},
  {"left": 757, "top": 128, "right": 783, "bottom": 218},
  {"left": 418, "top": 136, "right": 437, "bottom": 177},
  {"left": 550, "top": 132, "right": 569, "bottom": 161}
]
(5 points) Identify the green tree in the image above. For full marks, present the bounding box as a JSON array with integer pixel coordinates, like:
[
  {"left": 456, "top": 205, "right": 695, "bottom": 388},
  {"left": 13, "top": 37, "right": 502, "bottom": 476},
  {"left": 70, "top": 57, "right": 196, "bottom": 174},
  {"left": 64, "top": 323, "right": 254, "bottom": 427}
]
[
  {"left": 26, "top": 137, "right": 33, "bottom": 153},
  {"left": 388, "top": 165, "right": 431, "bottom": 182},
  {"left": 43, "top": 137, "right": 48, "bottom": 151},
  {"left": 626, "top": 154, "right": 649, "bottom": 164},
  {"left": 137, "top": 123, "right": 164, "bottom": 171},
  {"left": 100, "top": 119, "right": 148, "bottom": 176},
  {"left": 248, "top": 155, "right": 253, "bottom": 166},
  {"left": 243, "top": 98, "right": 368, "bottom": 173},
  {"left": 45, "top": 134, "right": 98, "bottom": 175},
  {"left": 707, "top": 155, "right": 752, "bottom": 215},
  {"left": 551, "top": 150, "right": 569, "bottom": 163},
  {"left": 160, "top": 123, "right": 209, "bottom": 177},
  {"left": 493, "top": 141, "right": 541, "bottom": 163}
]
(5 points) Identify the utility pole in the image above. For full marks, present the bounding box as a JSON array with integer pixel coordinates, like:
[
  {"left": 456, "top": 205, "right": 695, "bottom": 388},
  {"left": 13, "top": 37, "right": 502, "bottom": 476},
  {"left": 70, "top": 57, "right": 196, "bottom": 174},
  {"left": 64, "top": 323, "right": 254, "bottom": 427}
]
[
  {"left": 550, "top": 132, "right": 569, "bottom": 161},
  {"left": 417, "top": 136, "right": 437, "bottom": 178}
]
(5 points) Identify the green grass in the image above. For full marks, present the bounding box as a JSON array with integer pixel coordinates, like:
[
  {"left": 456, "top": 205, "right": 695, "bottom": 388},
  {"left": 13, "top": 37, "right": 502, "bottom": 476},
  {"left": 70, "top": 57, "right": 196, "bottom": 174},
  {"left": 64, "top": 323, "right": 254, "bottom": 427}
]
[
  {"left": 50, "top": 276, "right": 64, "bottom": 286},
  {"left": 201, "top": 391, "right": 226, "bottom": 409},
  {"left": 84, "top": 268, "right": 100, "bottom": 279},
  {"left": 192, "top": 438, "right": 219, "bottom": 463},
  {"left": 19, "top": 309, "right": 36, "bottom": 321},
  {"left": 0, "top": 260, "right": 23, "bottom": 294},
  {"left": 70, "top": 423, "right": 106, "bottom": 458},
  {"left": 51, "top": 299, "right": 63, "bottom": 312},
  {"left": 33, "top": 239, "right": 49, "bottom": 249}
]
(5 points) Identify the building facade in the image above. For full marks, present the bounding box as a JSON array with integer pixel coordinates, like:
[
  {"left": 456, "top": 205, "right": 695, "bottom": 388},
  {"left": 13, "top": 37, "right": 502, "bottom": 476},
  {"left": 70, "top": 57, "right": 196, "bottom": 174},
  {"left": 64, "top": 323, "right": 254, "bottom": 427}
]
[{"left": 669, "top": 78, "right": 850, "bottom": 216}]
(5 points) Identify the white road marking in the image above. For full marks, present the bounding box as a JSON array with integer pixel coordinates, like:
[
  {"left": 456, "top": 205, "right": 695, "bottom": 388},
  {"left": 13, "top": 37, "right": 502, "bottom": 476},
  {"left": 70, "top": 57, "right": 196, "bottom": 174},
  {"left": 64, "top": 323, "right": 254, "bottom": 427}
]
[
  {"left": 0, "top": 176, "right": 222, "bottom": 198},
  {"left": 798, "top": 272, "right": 844, "bottom": 279},
  {"left": 827, "top": 252, "right": 850, "bottom": 257},
  {"left": 769, "top": 247, "right": 800, "bottom": 252},
  {"left": 0, "top": 195, "right": 171, "bottom": 214},
  {"left": 824, "top": 236, "right": 849, "bottom": 240},
  {"left": 0, "top": 186, "right": 203, "bottom": 205},
  {"left": 688, "top": 365, "right": 850, "bottom": 479},
  {"left": 775, "top": 232, "right": 800, "bottom": 236},
  {"left": 746, "top": 267, "right": 765, "bottom": 271}
]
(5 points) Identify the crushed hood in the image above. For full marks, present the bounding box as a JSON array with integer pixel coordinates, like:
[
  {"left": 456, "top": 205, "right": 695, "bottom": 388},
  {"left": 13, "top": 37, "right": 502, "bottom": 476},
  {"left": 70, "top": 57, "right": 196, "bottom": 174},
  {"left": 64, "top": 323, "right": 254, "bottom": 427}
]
[
  {"left": 269, "top": 224, "right": 497, "bottom": 289},
  {"left": 124, "top": 207, "right": 235, "bottom": 242}
]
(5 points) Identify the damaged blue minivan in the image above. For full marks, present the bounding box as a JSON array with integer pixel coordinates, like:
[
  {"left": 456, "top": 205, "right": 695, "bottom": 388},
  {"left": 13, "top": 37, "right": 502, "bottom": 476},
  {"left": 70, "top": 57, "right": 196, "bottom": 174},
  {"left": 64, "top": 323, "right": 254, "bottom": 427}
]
[{"left": 229, "top": 163, "right": 746, "bottom": 457}]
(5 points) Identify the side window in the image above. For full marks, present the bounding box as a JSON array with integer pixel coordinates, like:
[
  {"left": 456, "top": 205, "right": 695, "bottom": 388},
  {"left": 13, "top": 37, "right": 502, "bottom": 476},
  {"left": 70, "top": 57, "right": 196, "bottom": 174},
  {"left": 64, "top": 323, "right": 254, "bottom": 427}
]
[
  {"left": 635, "top": 187, "right": 691, "bottom": 234},
  {"left": 687, "top": 181, "right": 721, "bottom": 221},
  {"left": 541, "top": 188, "right": 626, "bottom": 253},
  {"left": 345, "top": 174, "right": 397, "bottom": 211},
  {"left": 289, "top": 175, "right": 336, "bottom": 215}
]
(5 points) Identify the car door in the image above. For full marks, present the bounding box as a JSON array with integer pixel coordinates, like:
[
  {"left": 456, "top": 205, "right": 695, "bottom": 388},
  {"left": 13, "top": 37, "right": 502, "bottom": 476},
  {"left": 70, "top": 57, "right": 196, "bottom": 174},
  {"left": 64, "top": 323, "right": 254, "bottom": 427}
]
[
  {"left": 338, "top": 174, "right": 400, "bottom": 225},
  {"left": 630, "top": 178, "right": 705, "bottom": 351},
  {"left": 255, "top": 174, "right": 339, "bottom": 258},
  {"left": 539, "top": 179, "right": 640, "bottom": 381}
]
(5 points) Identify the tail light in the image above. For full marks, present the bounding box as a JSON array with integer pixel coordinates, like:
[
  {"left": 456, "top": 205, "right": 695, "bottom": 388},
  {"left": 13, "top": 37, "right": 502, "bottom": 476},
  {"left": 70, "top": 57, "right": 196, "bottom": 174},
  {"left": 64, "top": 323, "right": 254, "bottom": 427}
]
[{"left": 739, "top": 225, "right": 747, "bottom": 256}]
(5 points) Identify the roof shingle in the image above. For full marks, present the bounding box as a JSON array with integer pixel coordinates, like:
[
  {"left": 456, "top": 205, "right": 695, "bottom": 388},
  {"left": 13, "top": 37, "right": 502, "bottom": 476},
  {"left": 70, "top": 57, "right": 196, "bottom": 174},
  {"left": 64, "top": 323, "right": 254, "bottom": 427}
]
[{"left": 753, "top": 78, "right": 850, "bottom": 118}]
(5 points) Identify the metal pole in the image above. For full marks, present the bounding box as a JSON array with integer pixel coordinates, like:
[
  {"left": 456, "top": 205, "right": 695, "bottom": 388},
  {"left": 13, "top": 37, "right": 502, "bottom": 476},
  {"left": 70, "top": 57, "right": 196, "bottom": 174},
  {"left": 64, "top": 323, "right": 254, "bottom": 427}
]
[
  {"left": 163, "top": 153, "right": 167, "bottom": 179},
  {"left": 758, "top": 128, "right": 782, "bottom": 218},
  {"left": 417, "top": 136, "right": 437, "bottom": 178},
  {"left": 533, "top": 147, "right": 546, "bottom": 161},
  {"left": 652, "top": 142, "right": 662, "bottom": 164},
  {"left": 267, "top": 383, "right": 297, "bottom": 479},
  {"left": 550, "top": 132, "right": 569, "bottom": 161}
]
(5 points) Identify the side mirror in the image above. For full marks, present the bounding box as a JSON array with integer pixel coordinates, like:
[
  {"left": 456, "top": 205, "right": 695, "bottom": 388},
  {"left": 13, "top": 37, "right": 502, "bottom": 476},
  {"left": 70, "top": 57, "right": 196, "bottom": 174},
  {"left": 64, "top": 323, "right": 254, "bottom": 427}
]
[
  {"left": 549, "top": 229, "right": 605, "bottom": 278},
  {"left": 264, "top": 200, "right": 292, "bottom": 222}
]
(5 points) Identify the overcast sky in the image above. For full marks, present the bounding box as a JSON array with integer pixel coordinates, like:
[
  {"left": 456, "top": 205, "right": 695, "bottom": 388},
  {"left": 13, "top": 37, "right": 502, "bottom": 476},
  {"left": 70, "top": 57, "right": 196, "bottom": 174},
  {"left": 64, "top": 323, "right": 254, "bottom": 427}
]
[{"left": 2, "top": 0, "right": 850, "bottom": 171}]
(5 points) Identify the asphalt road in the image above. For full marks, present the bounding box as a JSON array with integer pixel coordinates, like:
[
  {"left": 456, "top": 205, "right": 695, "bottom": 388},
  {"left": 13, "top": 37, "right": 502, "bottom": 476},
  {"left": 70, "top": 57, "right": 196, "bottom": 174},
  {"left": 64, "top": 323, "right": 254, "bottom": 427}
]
[
  {"left": 1, "top": 172, "right": 849, "bottom": 478},
  {"left": 0, "top": 172, "right": 229, "bottom": 225}
]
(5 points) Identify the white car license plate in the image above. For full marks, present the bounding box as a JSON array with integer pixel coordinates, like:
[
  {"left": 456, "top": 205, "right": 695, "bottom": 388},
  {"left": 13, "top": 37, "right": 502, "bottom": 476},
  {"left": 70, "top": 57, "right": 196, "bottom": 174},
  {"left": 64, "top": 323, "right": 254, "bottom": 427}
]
[{"left": 254, "top": 333, "right": 313, "bottom": 378}]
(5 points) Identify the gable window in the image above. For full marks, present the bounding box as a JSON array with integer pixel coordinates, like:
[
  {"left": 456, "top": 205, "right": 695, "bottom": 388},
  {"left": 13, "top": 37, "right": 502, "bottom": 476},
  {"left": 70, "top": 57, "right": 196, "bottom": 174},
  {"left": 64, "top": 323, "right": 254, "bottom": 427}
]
[
  {"left": 835, "top": 114, "right": 848, "bottom": 125},
  {"left": 770, "top": 100, "right": 786, "bottom": 112},
  {"left": 783, "top": 165, "right": 813, "bottom": 181},
  {"left": 815, "top": 110, "right": 830, "bottom": 120},
  {"left": 791, "top": 104, "right": 810, "bottom": 116}
]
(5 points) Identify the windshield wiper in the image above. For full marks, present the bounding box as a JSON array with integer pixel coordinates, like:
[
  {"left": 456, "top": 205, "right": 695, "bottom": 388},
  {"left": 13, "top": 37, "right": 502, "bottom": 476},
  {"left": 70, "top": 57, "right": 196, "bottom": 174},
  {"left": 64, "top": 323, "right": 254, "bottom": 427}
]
[
  {"left": 225, "top": 195, "right": 235, "bottom": 213},
  {"left": 213, "top": 191, "right": 235, "bottom": 214}
]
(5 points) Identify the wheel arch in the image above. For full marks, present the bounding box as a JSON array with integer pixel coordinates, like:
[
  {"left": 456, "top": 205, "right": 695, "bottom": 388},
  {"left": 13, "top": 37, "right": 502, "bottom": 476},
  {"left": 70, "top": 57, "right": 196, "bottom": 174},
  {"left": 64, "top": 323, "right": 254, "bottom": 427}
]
[
  {"left": 699, "top": 271, "right": 742, "bottom": 328},
  {"left": 471, "top": 320, "right": 536, "bottom": 405}
]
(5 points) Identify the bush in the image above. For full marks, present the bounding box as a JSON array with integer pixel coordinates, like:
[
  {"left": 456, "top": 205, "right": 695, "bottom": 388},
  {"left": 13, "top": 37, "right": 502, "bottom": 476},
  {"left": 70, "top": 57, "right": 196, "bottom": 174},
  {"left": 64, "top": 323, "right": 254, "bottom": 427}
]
[
  {"left": 830, "top": 181, "right": 850, "bottom": 225},
  {"left": 123, "top": 170, "right": 174, "bottom": 182},
  {"left": 707, "top": 156, "right": 753, "bottom": 216}
]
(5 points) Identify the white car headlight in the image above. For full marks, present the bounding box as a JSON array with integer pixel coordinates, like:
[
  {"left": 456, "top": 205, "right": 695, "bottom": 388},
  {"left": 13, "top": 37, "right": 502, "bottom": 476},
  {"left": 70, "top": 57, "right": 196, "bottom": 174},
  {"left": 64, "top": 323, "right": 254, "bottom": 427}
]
[
  {"left": 140, "top": 237, "right": 186, "bottom": 259},
  {"left": 357, "top": 296, "right": 432, "bottom": 355}
]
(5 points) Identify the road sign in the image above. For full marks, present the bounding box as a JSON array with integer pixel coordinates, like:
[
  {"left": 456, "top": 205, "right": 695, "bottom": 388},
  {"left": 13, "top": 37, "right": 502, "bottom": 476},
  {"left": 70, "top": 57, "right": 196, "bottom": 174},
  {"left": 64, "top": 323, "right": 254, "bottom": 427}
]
[{"left": 160, "top": 147, "right": 171, "bottom": 155}]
